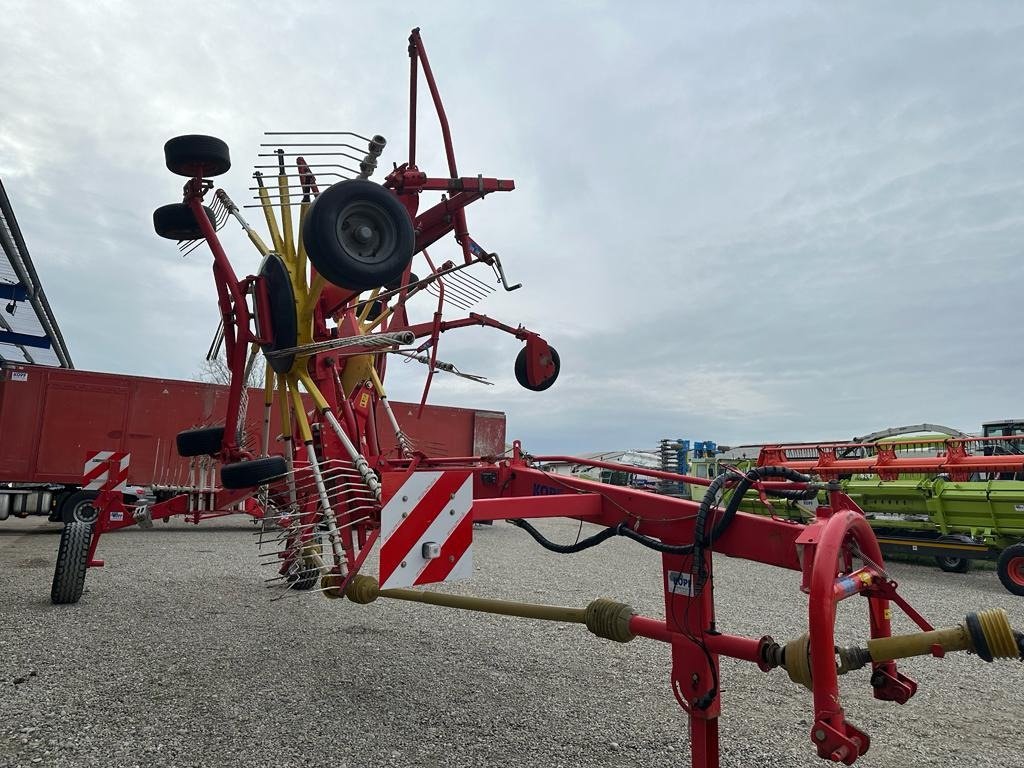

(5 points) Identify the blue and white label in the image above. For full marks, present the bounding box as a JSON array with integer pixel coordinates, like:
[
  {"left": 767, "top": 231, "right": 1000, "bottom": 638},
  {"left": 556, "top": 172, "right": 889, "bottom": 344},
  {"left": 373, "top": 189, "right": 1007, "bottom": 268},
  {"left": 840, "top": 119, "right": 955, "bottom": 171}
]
[{"left": 666, "top": 570, "right": 694, "bottom": 597}]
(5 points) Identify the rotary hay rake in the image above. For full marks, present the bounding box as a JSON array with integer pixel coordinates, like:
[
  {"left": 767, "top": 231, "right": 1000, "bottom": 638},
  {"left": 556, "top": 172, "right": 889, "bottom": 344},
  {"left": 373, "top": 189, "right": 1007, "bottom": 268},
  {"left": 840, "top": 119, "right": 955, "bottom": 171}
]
[{"left": 49, "top": 28, "right": 1023, "bottom": 768}]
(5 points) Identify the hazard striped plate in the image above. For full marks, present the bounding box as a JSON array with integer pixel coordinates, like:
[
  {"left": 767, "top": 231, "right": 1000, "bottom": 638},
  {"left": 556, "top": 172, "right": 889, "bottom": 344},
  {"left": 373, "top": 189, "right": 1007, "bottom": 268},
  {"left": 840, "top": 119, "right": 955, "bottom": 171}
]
[
  {"left": 379, "top": 470, "right": 473, "bottom": 589},
  {"left": 83, "top": 450, "right": 131, "bottom": 492}
]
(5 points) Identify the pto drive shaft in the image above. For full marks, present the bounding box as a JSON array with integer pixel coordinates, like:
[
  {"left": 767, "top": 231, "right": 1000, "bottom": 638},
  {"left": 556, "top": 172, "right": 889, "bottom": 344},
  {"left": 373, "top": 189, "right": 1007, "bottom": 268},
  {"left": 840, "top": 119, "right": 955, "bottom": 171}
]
[{"left": 778, "top": 608, "right": 1023, "bottom": 690}]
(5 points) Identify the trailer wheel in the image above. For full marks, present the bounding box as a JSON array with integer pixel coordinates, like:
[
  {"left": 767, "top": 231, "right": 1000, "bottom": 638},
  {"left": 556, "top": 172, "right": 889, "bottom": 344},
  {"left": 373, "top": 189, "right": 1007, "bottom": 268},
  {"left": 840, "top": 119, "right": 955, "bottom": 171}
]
[
  {"left": 153, "top": 203, "right": 218, "bottom": 241},
  {"left": 221, "top": 456, "right": 288, "bottom": 490},
  {"left": 291, "top": 552, "right": 322, "bottom": 591},
  {"left": 176, "top": 425, "right": 226, "bottom": 457},
  {"left": 386, "top": 271, "right": 419, "bottom": 291},
  {"left": 51, "top": 521, "right": 91, "bottom": 604},
  {"left": 60, "top": 490, "right": 99, "bottom": 525},
  {"left": 257, "top": 253, "right": 298, "bottom": 374},
  {"left": 996, "top": 543, "right": 1024, "bottom": 597},
  {"left": 935, "top": 535, "right": 974, "bottom": 573},
  {"left": 164, "top": 134, "right": 231, "bottom": 177},
  {"left": 301, "top": 179, "right": 415, "bottom": 291},
  {"left": 514, "top": 346, "right": 560, "bottom": 392}
]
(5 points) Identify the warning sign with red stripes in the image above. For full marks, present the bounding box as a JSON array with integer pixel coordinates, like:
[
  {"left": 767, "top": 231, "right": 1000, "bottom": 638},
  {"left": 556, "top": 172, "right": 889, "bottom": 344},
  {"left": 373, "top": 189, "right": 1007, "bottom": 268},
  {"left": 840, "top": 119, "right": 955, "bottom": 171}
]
[
  {"left": 82, "top": 451, "right": 130, "bottom": 492},
  {"left": 379, "top": 470, "right": 473, "bottom": 589}
]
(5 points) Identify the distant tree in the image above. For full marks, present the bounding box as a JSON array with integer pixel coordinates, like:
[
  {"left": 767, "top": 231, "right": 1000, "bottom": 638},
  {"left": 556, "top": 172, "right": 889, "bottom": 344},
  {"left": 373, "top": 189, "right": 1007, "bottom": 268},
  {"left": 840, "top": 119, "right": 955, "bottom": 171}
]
[{"left": 195, "top": 351, "right": 266, "bottom": 389}]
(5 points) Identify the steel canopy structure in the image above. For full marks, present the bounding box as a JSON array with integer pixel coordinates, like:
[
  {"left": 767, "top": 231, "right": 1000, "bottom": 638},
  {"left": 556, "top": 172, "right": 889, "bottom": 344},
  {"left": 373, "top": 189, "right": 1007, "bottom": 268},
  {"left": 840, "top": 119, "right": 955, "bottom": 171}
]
[{"left": 0, "top": 178, "right": 72, "bottom": 368}]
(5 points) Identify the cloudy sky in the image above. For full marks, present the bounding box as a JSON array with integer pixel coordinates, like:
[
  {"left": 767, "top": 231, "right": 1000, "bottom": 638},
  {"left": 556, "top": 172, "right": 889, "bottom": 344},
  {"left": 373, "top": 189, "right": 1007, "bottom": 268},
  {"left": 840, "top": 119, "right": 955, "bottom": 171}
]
[{"left": 2, "top": 2, "right": 1023, "bottom": 453}]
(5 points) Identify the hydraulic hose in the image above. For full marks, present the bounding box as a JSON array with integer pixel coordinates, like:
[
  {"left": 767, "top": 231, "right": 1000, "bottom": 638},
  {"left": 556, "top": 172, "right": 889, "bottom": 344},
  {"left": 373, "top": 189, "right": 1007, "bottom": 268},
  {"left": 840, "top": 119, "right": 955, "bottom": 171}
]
[{"left": 692, "top": 465, "right": 813, "bottom": 590}]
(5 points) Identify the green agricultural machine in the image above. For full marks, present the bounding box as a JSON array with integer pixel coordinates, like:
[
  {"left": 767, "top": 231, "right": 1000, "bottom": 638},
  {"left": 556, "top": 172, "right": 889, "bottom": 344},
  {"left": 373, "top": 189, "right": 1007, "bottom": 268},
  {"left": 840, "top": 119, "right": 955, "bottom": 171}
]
[{"left": 681, "top": 421, "right": 1024, "bottom": 596}]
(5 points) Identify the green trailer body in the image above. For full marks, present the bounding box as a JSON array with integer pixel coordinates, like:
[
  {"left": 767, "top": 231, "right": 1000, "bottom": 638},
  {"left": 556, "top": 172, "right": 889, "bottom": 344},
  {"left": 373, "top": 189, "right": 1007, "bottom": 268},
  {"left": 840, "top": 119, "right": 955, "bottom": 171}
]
[{"left": 684, "top": 453, "right": 1024, "bottom": 595}]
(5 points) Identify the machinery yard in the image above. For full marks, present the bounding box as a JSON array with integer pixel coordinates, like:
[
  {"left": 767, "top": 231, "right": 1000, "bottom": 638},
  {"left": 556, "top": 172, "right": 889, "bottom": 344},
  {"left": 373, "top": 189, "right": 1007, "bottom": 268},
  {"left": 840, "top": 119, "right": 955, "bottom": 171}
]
[
  {"left": 2, "top": 515, "right": 1022, "bottom": 768},
  {"left": 4, "top": 7, "right": 1024, "bottom": 768}
]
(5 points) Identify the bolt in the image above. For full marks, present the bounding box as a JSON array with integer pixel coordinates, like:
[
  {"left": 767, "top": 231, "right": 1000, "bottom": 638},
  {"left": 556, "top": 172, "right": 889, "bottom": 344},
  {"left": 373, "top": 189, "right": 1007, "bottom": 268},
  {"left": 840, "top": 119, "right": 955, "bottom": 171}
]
[
  {"left": 448, "top": 555, "right": 455, "bottom": 563},
  {"left": 449, "top": 509, "right": 455, "bottom": 515},
  {"left": 401, "top": 495, "right": 408, "bottom": 502},
  {"left": 814, "top": 729, "right": 826, "bottom": 742},
  {"left": 401, "top": 512, "right": 408, "bottom": 518},
  {"left": 400, "top": 561, "right": 407, "bottom": 568}
]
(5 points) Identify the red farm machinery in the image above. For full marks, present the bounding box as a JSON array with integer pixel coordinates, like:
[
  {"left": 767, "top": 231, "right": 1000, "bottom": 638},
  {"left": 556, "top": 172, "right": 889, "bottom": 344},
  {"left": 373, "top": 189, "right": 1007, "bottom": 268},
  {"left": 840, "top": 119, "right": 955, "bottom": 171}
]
[{"left": 50, "top": 28, "right": 1024, "bottom": 768}]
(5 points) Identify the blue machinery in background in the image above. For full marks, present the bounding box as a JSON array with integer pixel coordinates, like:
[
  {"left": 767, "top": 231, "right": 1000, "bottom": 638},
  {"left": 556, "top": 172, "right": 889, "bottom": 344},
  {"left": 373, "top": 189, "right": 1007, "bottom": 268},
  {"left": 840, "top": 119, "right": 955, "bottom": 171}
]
[
  {"left": 657, "top": 439, "right": 720, "bottom": 496},
  {"left": 0, "top": 177, "right": 73, "bottom": 368}
]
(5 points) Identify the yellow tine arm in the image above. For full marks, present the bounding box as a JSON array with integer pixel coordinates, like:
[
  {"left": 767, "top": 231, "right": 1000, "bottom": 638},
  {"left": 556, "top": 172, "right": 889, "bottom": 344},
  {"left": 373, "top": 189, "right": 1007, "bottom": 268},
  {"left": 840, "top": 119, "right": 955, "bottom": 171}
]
[
  {"left": 277, "top": 154, "right": 295, "bottom": 261},
  {"left": 296, "top": 369, "right": 331, "bottom": 412},
  {"left": 287, "top": 375, "right": 314, "bottom": 443},
  {"left": 257, "top": 179, "right": 285, "bottom": 255}
]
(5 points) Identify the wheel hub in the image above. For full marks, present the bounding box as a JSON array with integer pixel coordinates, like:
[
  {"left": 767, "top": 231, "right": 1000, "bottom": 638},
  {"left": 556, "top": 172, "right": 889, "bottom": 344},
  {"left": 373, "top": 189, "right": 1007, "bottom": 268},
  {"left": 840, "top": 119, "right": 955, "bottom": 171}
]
[
  {"left": 1010, "top": 557, "right": 1024, "bottom": 586},
  {"left": 337, "top": 201, "right": 397, "bottom": 265}
]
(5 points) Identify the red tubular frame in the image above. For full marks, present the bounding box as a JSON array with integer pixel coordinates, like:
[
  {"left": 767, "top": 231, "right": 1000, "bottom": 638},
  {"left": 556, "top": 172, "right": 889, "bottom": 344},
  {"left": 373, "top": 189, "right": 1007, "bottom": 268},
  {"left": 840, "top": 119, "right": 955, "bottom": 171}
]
[
  {"left": 759, "top": 437, "right": 1024, "bottom": 481},
  {"left": 376, "top": 443, "right": 947, "bottom": 768}
]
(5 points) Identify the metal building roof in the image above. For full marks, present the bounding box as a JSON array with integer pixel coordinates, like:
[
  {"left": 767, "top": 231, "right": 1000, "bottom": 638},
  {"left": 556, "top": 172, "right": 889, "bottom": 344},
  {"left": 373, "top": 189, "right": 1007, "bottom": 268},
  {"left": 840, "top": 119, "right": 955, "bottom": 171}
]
[{"left": 0, "top": 178, "right": 72, "bottom": 367}]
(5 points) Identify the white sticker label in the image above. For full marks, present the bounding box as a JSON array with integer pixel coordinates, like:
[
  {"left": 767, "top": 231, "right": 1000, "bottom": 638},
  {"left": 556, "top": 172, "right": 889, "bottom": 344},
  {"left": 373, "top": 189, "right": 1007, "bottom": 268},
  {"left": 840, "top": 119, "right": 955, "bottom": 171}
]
[
  {"left": 666, "top": 570, "right": 694, "bottom": 597},
  {"left": 10, "top": 371, "right": 27, "bottom": 382},
  {"left": 1015, "top": 504, "right": 1024, "bottom": 513},
  {"left": 110, "top": 510, "right": 124, "bottom": 522}
]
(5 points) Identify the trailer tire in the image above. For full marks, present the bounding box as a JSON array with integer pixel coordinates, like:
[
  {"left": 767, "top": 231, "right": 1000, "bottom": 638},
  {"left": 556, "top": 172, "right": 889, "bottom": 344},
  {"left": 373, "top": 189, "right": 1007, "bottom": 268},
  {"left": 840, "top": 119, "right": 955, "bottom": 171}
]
[
  {"left": 385, "top": 271, "right": 418, "bottom": 291},
  {"left": 514, "top": 345, "right": 560, "bottom": 392},
  {"left": 257, "top": 253, "right": 298, "bottom": 374},
  {"left": 996, "top": 543, "right": 1024, "bottom": 597},
  {"left": 221, "top": 456, "right": 287, "bottom": 489},
  {"left": 153, "top": 203, "right": 218, "bottom": 241},
  {"left": 935, "top": 535, "right": 974, "bottom": 573},
  {"left": 291, "top": 553, "right": 322, "bottom": 591},
  {"left": 61, "top": 490, "right": 99, "bottom": 525},
  {"left": 176, "top": 425, "right": 226, "bottom": 457},
  {"left": 164, "top": 134, "right": 231, "bottom": 177},
  {"left": 301, "top": 179, "right": 415, "bottom": 291},
  {"left": 51, "top": 521, "right": 91, "bottom": 604}
]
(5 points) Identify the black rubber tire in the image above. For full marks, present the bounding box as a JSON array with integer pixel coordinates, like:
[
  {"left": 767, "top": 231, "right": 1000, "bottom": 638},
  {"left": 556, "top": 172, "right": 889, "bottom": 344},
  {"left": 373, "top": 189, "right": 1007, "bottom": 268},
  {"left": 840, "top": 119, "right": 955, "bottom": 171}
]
[
  {"left": 354, "top": 299, "right": 384, "bottom": 322},
  {"left": 51, "top": 521, "right": 91, "bottom": 604},
  {"left": 153, "top": 203, "right": 217, "bottom": 241},
  {"left": 935, "top": 554, "right": 971, "bottom": 573},
  {"left": 386, "top": 271, "right": 419, "bottom": 291},
  {"left": 176, "top": 425, "right": 226, "bottom": 457},
  {"left": 60, "top": 490, "right": 99, "bottom": 525},
  {"left": 514, "top": 345, "right": 560, "bottom": 392},
  {"left": 221, "top": 456, "right": 288, "bottom": 489},
  {"left": 257, "top": 254, "right": 298, "bottom": 374},
  {"left": 164, "top": 134, "right": 231, "bottom": 177},
  {"left": 301, "top": 179, "right": 415, "bottom": 291},
  {"left": 290, "top": 549, "right": 321, "bottom": 591},
  {"left": 996, "top": 542, "right": 1024, "bottom": 597},
  {"left": 935, "top": 535, "right": 974, "bottom": 573}
]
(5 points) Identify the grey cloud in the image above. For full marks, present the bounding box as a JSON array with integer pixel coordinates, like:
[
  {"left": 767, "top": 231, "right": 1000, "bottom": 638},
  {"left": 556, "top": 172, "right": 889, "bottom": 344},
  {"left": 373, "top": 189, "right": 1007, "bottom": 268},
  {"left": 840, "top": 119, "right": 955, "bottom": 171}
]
[{"left": 2, "top": 2, "right": 1023, "bottom": 454}]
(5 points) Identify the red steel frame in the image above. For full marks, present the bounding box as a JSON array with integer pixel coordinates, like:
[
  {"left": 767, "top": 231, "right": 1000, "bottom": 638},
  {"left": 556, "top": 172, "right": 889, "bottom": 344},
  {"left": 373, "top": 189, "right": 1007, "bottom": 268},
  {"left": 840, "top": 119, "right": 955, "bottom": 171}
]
[
  {"left": 375, "top": 443, "right": 931, "bottom": 766},
  {"left": 759, "top": 436, "right": 1024, "bottom": 481}
]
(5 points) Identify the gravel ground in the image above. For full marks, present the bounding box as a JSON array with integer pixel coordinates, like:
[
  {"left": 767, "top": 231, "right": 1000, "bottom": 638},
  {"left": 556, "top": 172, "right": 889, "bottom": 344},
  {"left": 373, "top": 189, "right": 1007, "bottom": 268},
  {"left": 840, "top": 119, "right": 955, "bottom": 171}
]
[{"left": 1, "top": 515, "right": 1022, "bottom": 768}]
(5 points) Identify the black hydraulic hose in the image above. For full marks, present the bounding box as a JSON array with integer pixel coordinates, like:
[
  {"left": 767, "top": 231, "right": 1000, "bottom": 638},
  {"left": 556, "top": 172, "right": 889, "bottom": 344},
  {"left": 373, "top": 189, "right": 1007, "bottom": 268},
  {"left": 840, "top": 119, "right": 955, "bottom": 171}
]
[
  {"left": 510, "top": 518, "right": 696, "bottom": 555},
  {"left": 615, "top": 524, "right": 698, "bottom": 554},
  {"left": 692, "top": 465, "right": 813, "bottom": 590},
  {"left": 509, "top": 518, "right": 620, "bottom": 553},
  {"left": 512, "top": 465, "right": 812, "bottom": 563},
  {"left": 765, "top": 486, "right": 820, "bottom": 502}
]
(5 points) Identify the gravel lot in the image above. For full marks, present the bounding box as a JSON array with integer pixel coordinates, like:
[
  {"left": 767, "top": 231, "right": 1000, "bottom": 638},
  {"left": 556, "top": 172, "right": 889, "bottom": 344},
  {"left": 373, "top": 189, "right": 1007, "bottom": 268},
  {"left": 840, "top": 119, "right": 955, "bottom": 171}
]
[{"left": 1, "top": 515, "right": 1022, "bottom": 768}]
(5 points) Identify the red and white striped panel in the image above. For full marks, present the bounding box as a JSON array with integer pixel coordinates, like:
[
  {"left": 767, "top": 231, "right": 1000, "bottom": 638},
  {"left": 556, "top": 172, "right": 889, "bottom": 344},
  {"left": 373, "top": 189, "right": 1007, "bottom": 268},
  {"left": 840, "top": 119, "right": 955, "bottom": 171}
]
[
  {"left": 379, "top": 470, "right": 473, "bottom": 589},
  {"left": 83, "top": 451, "right": 131, "bottom": 492}
]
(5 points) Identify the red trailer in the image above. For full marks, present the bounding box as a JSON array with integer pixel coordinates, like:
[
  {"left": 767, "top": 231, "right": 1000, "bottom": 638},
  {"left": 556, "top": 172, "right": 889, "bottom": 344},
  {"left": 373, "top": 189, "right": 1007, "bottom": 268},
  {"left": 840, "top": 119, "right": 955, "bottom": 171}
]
[{"left": 0, "top": 362, "right": 504, "bottom": 523}]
